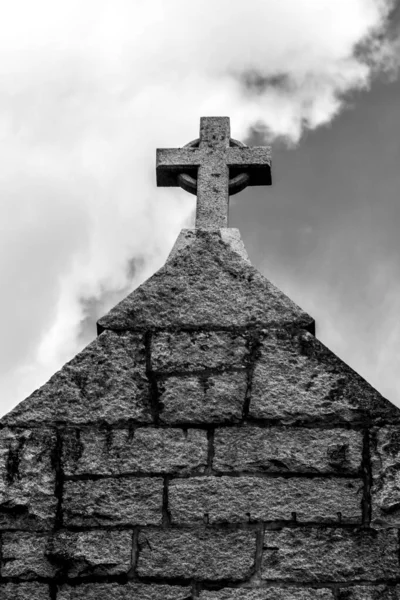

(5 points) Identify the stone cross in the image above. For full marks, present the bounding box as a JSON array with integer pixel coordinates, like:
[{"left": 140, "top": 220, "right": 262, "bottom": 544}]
[{"left": 156, "top": 117, "right": 271, "bottom": 229}]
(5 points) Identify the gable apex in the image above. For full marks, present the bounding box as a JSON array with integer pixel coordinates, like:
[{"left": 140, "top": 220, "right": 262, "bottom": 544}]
[{"left": 97, "top": 228, "right": 315, "bottom": 334}]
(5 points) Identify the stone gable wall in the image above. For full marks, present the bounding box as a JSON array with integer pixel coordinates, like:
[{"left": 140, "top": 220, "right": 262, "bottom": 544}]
[{"left": 1, "top": 322, "right": 400, "bottom": 599}]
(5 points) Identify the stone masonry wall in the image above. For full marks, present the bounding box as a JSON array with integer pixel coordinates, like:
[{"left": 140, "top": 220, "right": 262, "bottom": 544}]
[
  {"left": 1, "top": 323, "right": 400, "bottom": 599},
  {"left": 2, "top": 231, "right": 400, "bottom": 599}
]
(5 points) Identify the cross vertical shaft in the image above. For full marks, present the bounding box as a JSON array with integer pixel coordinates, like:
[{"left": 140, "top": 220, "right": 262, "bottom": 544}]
[
  {"left": 156, "top": 116, "right": 272, "bottom": 230},
  {"left": 197, "top": 117, "right": 231, "bottom": 228}
]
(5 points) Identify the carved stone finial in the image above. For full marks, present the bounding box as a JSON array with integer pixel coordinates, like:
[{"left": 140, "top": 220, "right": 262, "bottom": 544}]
[{"left": 156, "top": 117, "right": 271, "bottom": 229}]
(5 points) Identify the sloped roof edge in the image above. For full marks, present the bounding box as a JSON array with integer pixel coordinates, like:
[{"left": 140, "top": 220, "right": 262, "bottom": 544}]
[{"left": 97, "top": 228, "right": 315, "bottom": 334}]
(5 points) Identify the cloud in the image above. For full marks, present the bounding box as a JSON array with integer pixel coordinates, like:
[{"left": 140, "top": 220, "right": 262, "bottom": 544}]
[{"left": 0, "top": 0, "right": 398, "bottom": 413}]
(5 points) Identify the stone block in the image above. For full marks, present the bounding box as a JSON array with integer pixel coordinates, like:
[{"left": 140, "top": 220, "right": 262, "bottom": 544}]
[
  {"left": 0, "top": 583, "right": 51, "bottom": 600},
  {"left": 63, "top": 477, "right": 163, "bottom": 526},
  {"left": 0, "top": 427, "right": 57, "bottom": 529},
  {"left": 1, "top": 529, "right": 132, "bottom": 579},
  {"left": 169, "top": 476, "right": 362, "bottom": 524},
  {"left": 337, "top": 586, "right": 400, "bottom": 599},
  {"left": 213, "top": 427, "right": 362, "bottom": 474},
  {"left": 151, "top": 330, "right": 249, "bottom": 372},
  {"left": 46, "top": 529, "right": 132, "bottom": 578},
  {"left": 63, "top": 427, "right": 208, "bottom": 476},
  {"left": 250, "top": 330, "right": 394, "bottom": 424},
  {"left": 97, "top": 231, "right": 314, "bottom": 332},
  {"left": 262, "top": 528, "right": 399, "bottom": 582},
  {"left": 158, "top": 372, "right": 247, "bottom": 424},
  {"left": 4, "top": 331, "right": 152, "bottom": 426},
  {"left": 137, "top": 528, "right": 256, "bottom": 580},
  {"left": 1, "top": 532, "right": 56, "bottom": 578},
  {"left": 371, "top": 426, "right": 400, "bottom": 528},
  {"left": 200, "top": 588, "right": 334, "bottom": 599},
  {"left": 58, "top": 583, "right": 191, "bottom": 599}
]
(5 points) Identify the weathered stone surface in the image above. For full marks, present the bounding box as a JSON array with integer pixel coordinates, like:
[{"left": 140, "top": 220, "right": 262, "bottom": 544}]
[
  {"left": 1, "top": 530, "right": 132, "bottom": 579},
  {"left": 157, "top": 117, "right": 271, "bottom": 229},
  {"left": 57, "top": 583, "right": 191, "bottom": 600},
  {"left": 63, "top": 477, "right": 163, "bottom": 526},
  {"left": 0, "top": 583, "right": 51, "bottom": 600},
  {"left": 0, "top": 427, "right": 57, "bottom": 529},
  {"left": 151, "top": 330, "right": 249, "bottom": 372},
  {"left": 371, "top": 426, "right": 400, "bottom": 528},
  {"left": 250, "top": 330, "right": 394, "bottom": 424},
  {"left": 58, "top": 583, "right": 191, "bottom": 599},
  {"left": 1, "top": 532, "right": 56, "bottom": 578},
  {"left": 3, "top": 331, "right": 152, "bottom": 426},
  {"left": 337, "top": 586, "right": 400, "bottom": 599},
  {"left": 63, "top": 427, "right": 208, "bottom": 476},
  {"left": 97, "top": 231, "right": 314, "bottom": 332},
  {"left": 169, "top": 476, "right": 362, "bottom": 524},
  {"left": 169, "top": 228, "right": 251, "bottom": 264},
  {"left": 200, "top": 588, "right": 334, "bottom": 599},
  {"left": 137, "top": 529, "right": 256, "bottom": 580},
  {"left": 262, "top": 528, "right": 399, "bottom": 582},
  {"left": 158, "top": 372, "right": 247, "bottom": 424},
  {"left": 214, "top": 427, "right": 362, "bottom": 474},
  {"left": 46, "top": 530, "right": 132, "bottom": 578}
]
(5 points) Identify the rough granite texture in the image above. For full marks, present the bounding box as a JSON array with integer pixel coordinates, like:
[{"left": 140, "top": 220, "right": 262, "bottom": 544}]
[
  {"left": 137, "top": 529, "right": 256, "bottom": 580},
  {"left": 167, "top": 228, "right": 252, "bottom": 263},
  {"left": 262, "top": 528, "right": 399, "bottom": 582},
  {"left": 152, "top": 330, "right": 249, "bottom": 372},
  {"left": 169, "top": 476, "right": 362, "bottom": 524},
  {"left": 0, "top": 224, "right": 399, "bottom": 598},
  {"left": 158, "top": 372, "right": 247, "bottom": 424},
  {"left": 2, "top": 530, "right": 132, "bottom": 579},
  {"left": 371, "top": 425, "right": 400, "bottom": 528},
  {"left": 62, "top": 427, "right": 208, "bottom": 476},
  {"left": 213, "top": 427, "right": 363, "bottom": 474},
  {"left": 58, "top": 583, "right": 192, "bottom": 599},
  {"left": 0, "top": 427, "right": 57, "bottom": 529},
  {"left": 1, "top": 532, "right": 57, "bottom": 579},
  {"left": 3, "top": 331, "right": 152, "bottom": 426},
  {"left": 0, "top": 583, "right": 51, "bottom": 599},
  {"left": 251, "top": 329, "right": 392, "bottom": 424},
  {"left": 200, "top": 590, "right": 335, "bottom": 599},
  {"left": 97, "top": 231, "right": 315, "bottom": 332},
  {"left": 337, "top": 586, "right": 400, "bottom": 599},
  {"left": 156, "top": 117, "right": 271, "bottom": 229},
  {"left": 63, "top": 477, "right": 163, "bottom": 526},
  {"left": 46, "top": 530, "right": 132, "bottom": 578}
]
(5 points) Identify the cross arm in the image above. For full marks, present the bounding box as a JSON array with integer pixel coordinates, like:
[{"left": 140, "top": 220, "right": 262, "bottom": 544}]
[
  {"left": 226, "top": 146, "right": 272, "bottom": 186},
  {"left": 156, "top": 147, "right": 203, "bottom": 187}
]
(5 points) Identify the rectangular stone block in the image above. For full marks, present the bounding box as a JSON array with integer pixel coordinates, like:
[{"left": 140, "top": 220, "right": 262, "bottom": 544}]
[
  {"left": 0, "top": 583, "right": 51, "bottom": 600},
  {"left": 151, "top": 330, "right": 249, "bottom": 372},
  {"left": 262, "top": 528, "right": 399, "bottom": 582},
  {"left": 0, "top": 427, "right": 57, "bottom": 530},
  {"left": 200, "top": 588, "right": 334, "bottom": 599},
  {"left": 63, "top": 477, "right": 163, "bottom": 526},
  {"left": 137, "top": 529, "right": 256, "bottom": 581},
  {"left": 58, "top": 583, "right": 191, "bottom": 599},
  {"left": 371, "top": 426, "right": 400, "bottom": 528},
  {"left": 1, "top": 530, "right": 132, "bottom": 580},
  {"left": 63, "top": 427, "right": 208, "bottom": 476},
  {"left": 46, "top": 529, "right": 132, "bottom": 578},
  {"left": 4, "top": 331, "right": 153, "bottom": 426},
  {"left": 1, "top": 532, "right": 56, "bottom": 579},
  {"left": 337, "top": 586, "right": 400, "bottom": 599},
  {"left": 250, "top": 330, "right": 394, "bottom": 424},
  {"left": 158, "top": 372, "right": 247, "bottom": 424},
  {"left": 214, "top": 427, "right": 362, "bottom": 474},
  {"left": 169, "top": 476, "right": 362, "bottom": 524}
]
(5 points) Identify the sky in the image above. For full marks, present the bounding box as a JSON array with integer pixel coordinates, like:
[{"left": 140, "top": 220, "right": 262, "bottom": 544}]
[{"left": 1, "top": 0, "right": 400, "bottom": 415}]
